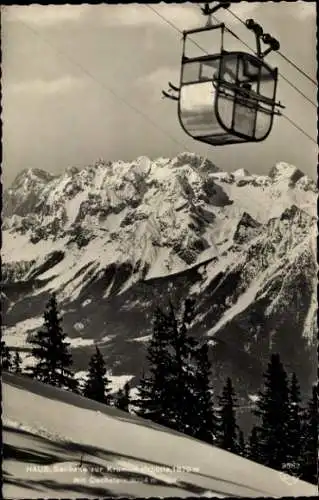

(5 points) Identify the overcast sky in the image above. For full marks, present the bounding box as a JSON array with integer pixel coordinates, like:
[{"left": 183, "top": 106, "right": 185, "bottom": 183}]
[{"left": 2, "top": 2, "right": 317, "bottom": 186}]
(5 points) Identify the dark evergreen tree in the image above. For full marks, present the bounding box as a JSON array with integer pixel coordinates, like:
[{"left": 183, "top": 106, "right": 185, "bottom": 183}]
[
  {"left": 248, "top": 426, "right": 261, "bottom": 463},
  {"left": 189, "top": 341, "right": 217, "bottom": 444},
  {"left": 115, "top": 382, "right": 130, "bottom": 412},
  {"left": 135, "top": 368, "right": 152, "bottom": 418},
  {"left": 29, "top": 293, "right": 77, "bottom": 391},
  {"left": 136, "top": 298, "right": 217, "bottom": 442},
  {"left": 285, "top": 372, "right": 302, "bottom": 475},
  {"left": 13, "top": 351, "right": 22, "bottom": 374},
  {"left": 83, "top": 346, "right": 112, "bottom": 404},
  {"left": 253, "top": 353, "right": 290, "bottom": 471},
  {"left": 217, "top": 377, "right": 239, "bottom": 453},
  {"left": 299, "top": 385, "right": 318, "bottom": 485},
  {"left": 135, "top": 306, "right": 176, "bottom": 427},
  {"left": 168, "top": 299, "right": 199, "bottom": 434},
  {"left": 1, "top": 340, "right": 12, "bottom": 371},
  {"left": 136, "top": 299, "right": 200, "bottom": 432},
  {"left": 238, "top": 429, "right": 246, "bottom": 457}
]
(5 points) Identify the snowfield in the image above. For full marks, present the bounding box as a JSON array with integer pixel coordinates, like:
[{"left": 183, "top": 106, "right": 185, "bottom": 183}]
[
  {"left": 3, "top": 373, "right": 317, "bottom": 498},
  {"left": 74, "top": 371, "right": 134, "bottom": 395},
  {"left": 2, "top": 317, "right": 44, "bottom": 347},
  {"left": 2, "top": 315, "right": 97, "bottom": 353}
]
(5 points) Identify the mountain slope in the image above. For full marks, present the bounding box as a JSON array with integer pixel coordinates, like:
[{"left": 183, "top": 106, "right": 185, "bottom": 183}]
[
  {"left": 2, "top": 154, "right": 317, "bottom": 395},
  {"left": 3, "top": 373, "right": 317, "bottom": 498}
]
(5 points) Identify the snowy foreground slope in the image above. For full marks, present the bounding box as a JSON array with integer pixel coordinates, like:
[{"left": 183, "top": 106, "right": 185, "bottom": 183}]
[{"left": 3, "top": 373, "right": 317, "bottom": 498}]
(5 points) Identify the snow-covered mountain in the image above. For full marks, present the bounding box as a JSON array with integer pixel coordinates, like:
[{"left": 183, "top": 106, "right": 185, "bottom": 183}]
[
  {"left": 3, "top": 373, "right": 317, "bottom": 498},
  {"left": 2, "top": 153, "right": 317, "bottom": 395}
]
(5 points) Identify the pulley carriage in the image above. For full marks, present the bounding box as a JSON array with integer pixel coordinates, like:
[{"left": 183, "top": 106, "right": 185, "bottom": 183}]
[{"left": 163, "top": 2, "right": 284, "bottom": 146}]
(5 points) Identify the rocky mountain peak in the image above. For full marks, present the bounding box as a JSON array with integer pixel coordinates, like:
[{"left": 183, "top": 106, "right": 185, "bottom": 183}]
[
  {"left": 172, "top": 152, "right": 219, "bottom": 173},
  {"left": 268, "top": 162, "right": 305, "bottom": 185},
  {"left": 233, "top": 212, "right": 262, "bottom": 245},
  {"left": 233, "top": 168, "right": 251, "bottom": 177},
  {"left": 10, "top": 168, "right": 57, "bottom": 190},
  {"left": 295, "top": 175, "right": 317, "bottom": 193}
]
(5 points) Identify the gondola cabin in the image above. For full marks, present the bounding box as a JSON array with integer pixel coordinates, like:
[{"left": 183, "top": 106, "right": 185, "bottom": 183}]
[
  {"left": 179, "top": 24, "right": 279, "bottom": 146},
  {"left": 163, "top": 11, "right": 284, "bottom": 147}
]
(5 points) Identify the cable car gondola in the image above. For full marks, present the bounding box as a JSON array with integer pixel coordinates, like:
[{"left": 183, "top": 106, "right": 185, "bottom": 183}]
[{"left": 162, "top": 2, "right": 285, "bottom": 146}]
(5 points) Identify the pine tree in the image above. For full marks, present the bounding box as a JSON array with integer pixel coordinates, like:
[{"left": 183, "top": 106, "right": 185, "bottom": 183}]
[
  {"left": 299, "top": 385, "right": 318, "bottom": 485},
  {"left": 190, "top": 341, "right": 217, "bottom": 444},
  {"left": 253, "top": 353, "right": 290, "bottom": 471},
  {"left": 168, "top": 299, "right": 199, "bottom": 434},
  {"left": 115, "top": 382, "right": 130, "bottom": 412},
  {"left": 238, "top": 429, "right": 246, "bottom": 457},
  {"left": 136, "top": 298, "right": 217, "bottom": 442},
  {"left": 135, "top": 369, "right": 153, "bottom": 418},
  {"left": 1, "top": 340, "right": 12, "bottom": 371},
  {"left": 248, "top": 426, "right": 261, "bottom": 463},
  {"left": 13, "top": 351, "right": 22, "bottom": 374},
  {"left": 29, "top": 294, "right": 77, "bottom": 391},
  {"left": 285, "top": 372, "right": 302, "bottom": 475},
  {"left": 135, "top": 306, "right": 176, "bottom": 427},
  {"left": 83, "top": 346, "right": 112, "bottom": 404},
  {"left": 217, "top": 377, "right": 239, "bottom": 453}
]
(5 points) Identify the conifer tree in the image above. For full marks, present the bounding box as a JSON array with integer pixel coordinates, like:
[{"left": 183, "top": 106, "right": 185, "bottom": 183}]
[
  {"left": 253, "top": 353, "right": 290, "bottom": 471},
  {"left": 299, "top": 385, "right": 318, "bottom": 485},
  {"left": 13, "top": 351, "right": 22, "bottom": 374},
  {"left": 248, "top": 426, "right": 261, "bottom": 463},
  {"left": 135, "top": 368, "right": 152, "bottom": 418},
  {"left": 217, "top": 377, "right": 239, "bottom": 453},
  {"left": 168, "top": 299, "right": 199, "bottom": 434},
  {"left": 285, "top": 372, "right": 302, "bottom": 475},
  {"left": 1, "top": 340, "right": 12, "bottom": 371},
  {"left": 136, "top": 298, "right": 217, "bottom": 442},
  {"left": 238, "top": 429, "right": 246, "bottom": 457},
  {"left": 190, "top": 341, "right": 217, "bottom": 444},
  {"left": 29, "top": 293, "right": 77, "bottom": 391},
  {"left": 83, "top": 346, "right": 112, "bottom": 404},
  {"left": 135, "top": 307, "right": 176, "bottom": 427},
  {"left": 115, "top": 382, "right": 130, "bottom": 412}
]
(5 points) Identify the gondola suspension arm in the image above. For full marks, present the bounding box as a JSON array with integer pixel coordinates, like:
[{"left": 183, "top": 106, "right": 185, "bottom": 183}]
[{"left": 161, "top": 2, "right": 230, "bottom": 101}]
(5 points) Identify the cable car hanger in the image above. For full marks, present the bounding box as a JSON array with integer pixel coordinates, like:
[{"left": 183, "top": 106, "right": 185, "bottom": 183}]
[
  {"left": 162, "top": 2, "right": 231, "bottom": 101},
  {"left": 162, "top": 1, "right": 286, "bottom": 146}
]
